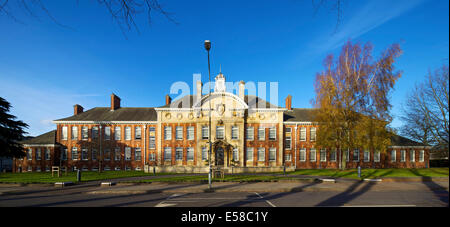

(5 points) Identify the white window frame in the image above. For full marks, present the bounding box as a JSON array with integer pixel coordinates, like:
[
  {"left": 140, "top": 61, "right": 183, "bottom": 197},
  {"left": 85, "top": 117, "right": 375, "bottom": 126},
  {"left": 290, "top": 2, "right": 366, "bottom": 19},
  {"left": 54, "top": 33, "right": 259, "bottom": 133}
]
[
  {"left": 187, "top": 147, "right": 194, "bottom": 161},
  {"left": 320, "top": 149, "right": 327, "bottom": 162},
  {"left": 92, "top": 127, "right": 99, "bottom": 139},
  {"left": 269, "top": 148, "right": 276, "bottom": 161},
  {"left": 104, "top": 149, "right": 111, "bottom": 161},
  {"left": 164, "top": 126, "right": 172, "bottom": 140},
  {"left": 258, "top": 127, "right": 265, "bottom": 141},
  {"left": 300, "top": 128, "right": 306, "bottom": 141},
  {"left": 125, "top": 127, "right": 132, "bottom": 141},
  {"left": 125, "top": 147, "right": 132, "bottom": 161},
  {"left": 216, "top": 126, "right": 225, "bottom": 140},
  {"left": 246, "top": 127, "right": 254, "bottom": 141},
  {"left": 175, "top": 147, "right": 183, "bottom": 161},
  {"left": 231, "top": 126, "right": 239, "bottom": 140},
  {"left": 35, "top": 148, "right": 41, "bottom": 160},
  {"left": 258, "top": 148, "right": 265, "bottom": 161},
  {"left": 45, "top": 148, "right": 51, "bottom": 160},
  {"left": 114, "top": 147, "right": 121, "bottom": 161},
  {"left": 410, "top": 150, "right": 415, "bottom": 162},
  {"left": 246, "top": 147, "right": 254, "bottom": 161},
  {"left": 285, "top": 136, "right": 292, "bottom": 150},
  {"left": 71, "top": 126, "right": 78, "bottom": 140},
  {"left": 62, "top": 126, "right": 68, "bottom": 140},
  {"left": 71, "top": 147, "right": 78, "bottom": 161},
  {"left": 135, "top": 148, "right": 142, "bottom": 161},
  {"left": 82, "top": 126, "right": 88, "bottom": 140},
  {"left": 92, "top": 149, "right": 97, "bottom": 161},
  {"left": 400, "top": 150, "right": 406, "bottom": 162},
  {"left": 374, "top": 151, "right": 380, "bottom": 162},
  {"left": 233, "top": 148, "right": 239, "bottom": 162},
  {"left": 269, "top": 127, "right": 276, "bottom": 141},
  {"left": 391, "top": 150, "right": 396, "bottom": 162},
  {"left": 299, "top": 148, "right": 306, "bottom": 162},
  {"left": 330, "top": 150, "right": 337, "bottom": 162},
  {"left": 419, "top": 150, "right": 424, "bottom": 162},
  {"left": 187, "top": 126, "right": 195, "bottom": 140},
  {"left": 353, "top": 149, "right": 360, "bottom": 162},
  {"left": 81, "top": 148, "right": 88, "bottom": 161},
  {"left": 176, "top": 126, "right": 183, "bottom": 140},
  {"left": 310, "top": 127, "right": 316, "bottom": 141},
  {"left": 135, "top": 127, "right": 142, "bottom": 140},
  {"left": 310, "top": 149, "right": 316, "bottom": 162},
  {"left": 104, "top": 127, "right": 111, "bottom": 140},
  {"left": 202, "top": 147, "right": 208, "bottom": 161},
  {"left": 114, "top": 126, "right": 121, "bottom": 140},
  {"left": 202, "top": 126, "right": 209, "bottom": 140},
  {"left": 364, "top": 150, "right": 370, "bottom": 162}
]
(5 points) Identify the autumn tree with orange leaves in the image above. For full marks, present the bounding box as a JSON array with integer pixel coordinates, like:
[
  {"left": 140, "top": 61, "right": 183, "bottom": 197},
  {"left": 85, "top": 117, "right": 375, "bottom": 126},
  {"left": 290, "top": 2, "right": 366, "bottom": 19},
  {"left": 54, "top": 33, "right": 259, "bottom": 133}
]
[{"left": 313, "top": 41, "right": 402, "bottom": 169}]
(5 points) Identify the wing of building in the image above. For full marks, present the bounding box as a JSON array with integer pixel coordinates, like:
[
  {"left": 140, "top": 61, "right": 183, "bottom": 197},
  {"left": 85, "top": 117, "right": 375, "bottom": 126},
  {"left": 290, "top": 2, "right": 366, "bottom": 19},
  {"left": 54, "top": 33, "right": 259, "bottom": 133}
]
[{"left": 14, "top": 73, "right": 432, "bottom": 173}]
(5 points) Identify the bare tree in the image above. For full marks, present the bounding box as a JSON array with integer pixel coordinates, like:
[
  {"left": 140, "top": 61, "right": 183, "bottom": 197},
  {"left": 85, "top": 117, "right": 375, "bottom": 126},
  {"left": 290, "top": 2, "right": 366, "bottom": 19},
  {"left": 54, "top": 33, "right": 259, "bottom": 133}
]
[
  {"left": 312, "top": 0, "right": 345, "bottom": 32},
  {"left": 0, "top": 0, "right": 177, "bottom": 36},
  {"left": 401, "top": 64, "right": 449, "bottom": 159}
]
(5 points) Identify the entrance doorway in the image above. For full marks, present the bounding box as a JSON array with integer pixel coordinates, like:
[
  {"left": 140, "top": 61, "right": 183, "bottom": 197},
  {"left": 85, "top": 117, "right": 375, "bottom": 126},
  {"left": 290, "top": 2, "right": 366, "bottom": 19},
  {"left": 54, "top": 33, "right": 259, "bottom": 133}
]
[{"left": 215, "top": 147, "right": 224, "bottom": 166}]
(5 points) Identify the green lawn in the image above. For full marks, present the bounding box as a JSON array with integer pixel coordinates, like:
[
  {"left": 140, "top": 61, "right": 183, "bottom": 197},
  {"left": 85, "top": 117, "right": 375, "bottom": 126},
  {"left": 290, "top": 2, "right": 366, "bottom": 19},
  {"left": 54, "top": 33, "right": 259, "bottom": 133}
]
[
  {"left": 0, "top": 168, "right": 447, "bottom": 184},
  {"left": 0, "top": 171, "right": 176, "bottom": 184},
  {"left": 286, "top": 168, "right": 449, "bottom": 179}
]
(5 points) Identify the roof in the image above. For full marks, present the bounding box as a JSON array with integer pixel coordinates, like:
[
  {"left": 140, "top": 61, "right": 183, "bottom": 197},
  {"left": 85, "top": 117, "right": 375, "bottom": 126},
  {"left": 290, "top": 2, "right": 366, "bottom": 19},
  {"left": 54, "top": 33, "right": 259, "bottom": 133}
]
[
  {"left": 159, "top": 94, "right": 281, "bottom": 109},
  {"left": 20, "top": 130, "right": 56, "bottom": 145},
  {"left": 390, "top": 135, "right": 426, "bottom": 147},
  {"left": 284, "top": 108, "right": 318, "bottom": 122},
  {"left": 54, "top": 107, "right": 157, "bottom": 122}
]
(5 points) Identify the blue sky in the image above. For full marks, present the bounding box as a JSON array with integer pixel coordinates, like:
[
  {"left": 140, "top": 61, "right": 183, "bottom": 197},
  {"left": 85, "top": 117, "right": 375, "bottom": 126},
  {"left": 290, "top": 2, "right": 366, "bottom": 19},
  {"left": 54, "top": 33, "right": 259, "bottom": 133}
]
[{"left": 0, "top": 0, "right": 448, "bottom": 136}]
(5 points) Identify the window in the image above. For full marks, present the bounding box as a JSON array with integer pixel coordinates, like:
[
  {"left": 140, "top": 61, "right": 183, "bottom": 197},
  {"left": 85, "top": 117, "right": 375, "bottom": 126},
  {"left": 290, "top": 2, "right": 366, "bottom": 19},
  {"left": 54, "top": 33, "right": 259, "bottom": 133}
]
[
  {"left": 135, "top": 148, "right": 142, "bottom": 161},
  {"left": 104, "top": 127, "right": 111, "bottom": 140},
  {"left": 45, "top": 148, "right": 51, "bottom": 160},
  {"left": 115, "top": 126, "right": 121, "bottom": 140},
  {"left": 81, "top": 148, "right": 88, "bottom": 161},
  {"left": 320, "top": 149, "right": 326, "bottom": 162},
  {"left": 269, "top": 148, "right": 276, "bottom": 161},
  {"left": 299, "top": 148, "right": 306, "bottom": 162},
  {"left": 246, "top": 147, "right": 254, "bottom": 161},
  {"left": 202, "top": 147, "right": 208, "bottom": 161},
  {"left": 344, "top": 150, "right": 350, "bottom": 162},
  {"left": 400, "top": 150, "right": 406, "bottom": 162},
  {"left": 258, "top": 127, "right": 265, "bottom": 141},
  {"left": 364, "top": 150, "right": 370, "bottom": 162},
  {"left": 135, "top": 127, "right": 142, "bottom": 140},
  {"left": 82, "top": 127, "right": 88, "bottom": 140},
  {"left": 36, "top": 148, "right": 41, "bottom": 160},
  {"left": 300, "top": 128, "right": 306, "bottom": 141},
  {"left": 187, "top": 148, "right": 194, "bottom": 161},
  {"left": 62, "top": 149, "right": 67, "bottom": 160},
  {"left": 310, "top": 149, "right": 316, "bottom": 162},
  {"left": 285, "top": 127, "right": 292, "bottom": 133},
  {"left": 246, "top": 127, "right": 254, "bottom": 141},
  {"left": 187, "top": 126, "right": 195, "bottom": 140},
  {"left": 202, "top": 126, "right": 209, "bottom": 139},
  {"left": 149, "top": 127, "right": 156, "bottom": 149},
  {"left": 419, "top": 150, "right": 424, "bottom": 162},
  {"left": 92, "top": 149, "right": 97, "bottom": 161},
  {"left": 104, "top": 149, "right": 111, "bottom": 161},
  {"left": 125, "top": 147, "right": 131, "bottom": 161},
  {"left": 71, "top": 126, "right": 78, "bottom": 140},
  {"left": 231, "top": 126, "right": 239, "bottom": 140},
  {"left": 410, "top": 150, "right": 415, "bottom": 162},
  {"left": 72, "top": 147, "right": 78, "bottom": 160},
  {"left": 92, "top": 127, "right": 99, "bottom": 139},
  {"left": 391, "top": 150, "right": 396, "bottom": 162},
  {"left": 233, "top": 148, "right": 239, "bottom": 162},
  {"left": 330, "top": 150, "right": 337, "bottom": 162},
  {"left": 353, "top": 149, "right": 359, "bottom": 162},
  {"left": 176, "top": 148, "right": 183, "bottom": 161},
  {"left": 149, "top": 153, "right": 155, "bottom": 161},
  {"left": 62, "top": 126, "right": 68, "bottom": 140},
  {"left": 258, "top": 148, "right": 265, "bottom": 161},
  {"left": 115, "top": 147, "right": 121, "bottom": 161},
  {"left": 269, "top": 127, "right": 276, "bottom": 141},
  {"left": 285, "top": 154, "right": 292, "bottom": 161},
  {"left": 104, "top": 166, "right": 110, "bottom": 171},
  {"left": 216, "top": 126, "right": 225, "bottom": 139},
  {"left": 374, "top": 151, "right": 380, "bottom": 162},
  {"left": 285, "top": 135, "right": 291, "bottom": 150},
  {"left": 176, "top": 126, "right": 183, "bottom": 140},
  {"left": 164, "top": 126, "right": 172, "bottom": 140},
  {"left": 310, "top": 127, "right": 316, "bottom": 141},
  {"left": 125, "top": 127, "right": 131, "bottom": 141}
]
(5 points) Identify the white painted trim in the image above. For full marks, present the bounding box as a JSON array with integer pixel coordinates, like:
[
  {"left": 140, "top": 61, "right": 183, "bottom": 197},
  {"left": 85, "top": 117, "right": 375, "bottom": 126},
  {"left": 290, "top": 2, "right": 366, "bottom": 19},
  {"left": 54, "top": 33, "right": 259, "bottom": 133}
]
[
  {"left": 389, "top": 146, "right": 432, "bottom": 149},
  {"left": 22, "top": 144, "right": 59, "bottom": 147},
  {"left": 53, "top": 121, "right": 157, "bottom": 124},
  {"left": 284, "top": 122, "right": 318, "bottom": 125}
]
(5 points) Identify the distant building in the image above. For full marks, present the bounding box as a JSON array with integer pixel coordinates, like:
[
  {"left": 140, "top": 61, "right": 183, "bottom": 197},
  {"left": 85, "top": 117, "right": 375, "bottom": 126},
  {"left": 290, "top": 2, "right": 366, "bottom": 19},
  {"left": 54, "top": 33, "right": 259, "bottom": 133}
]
[{"left": 14, "top": 73, "right": 431, "bottom": 173}]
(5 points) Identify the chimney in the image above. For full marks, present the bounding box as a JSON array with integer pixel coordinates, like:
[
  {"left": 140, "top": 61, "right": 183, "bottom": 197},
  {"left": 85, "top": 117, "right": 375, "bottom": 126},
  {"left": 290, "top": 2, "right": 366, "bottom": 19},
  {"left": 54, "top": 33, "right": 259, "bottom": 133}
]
[
  {"left": 74, "top": 104, "right": 84, "bottom": 115},
  {"left": 111, "top": 93, "right": 121, "bottom": 111},
  {"left": 239, "top": 81, "right": 245, "bottom": 101},
  {"left": 285, "top": 95, "right": 292, "bottom": 110},
  {"left": 196, "top": 80, "right": 202, "bottom": 104},
  {"left": 166, "top": 94, "right": 172, "bottom": 106}
]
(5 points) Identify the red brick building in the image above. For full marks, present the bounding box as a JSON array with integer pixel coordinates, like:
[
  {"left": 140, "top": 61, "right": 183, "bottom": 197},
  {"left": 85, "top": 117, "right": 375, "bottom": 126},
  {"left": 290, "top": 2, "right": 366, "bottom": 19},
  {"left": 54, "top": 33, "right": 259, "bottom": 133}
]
[{"left": 14, "top": 74, "right": 431, "bottom": 173}]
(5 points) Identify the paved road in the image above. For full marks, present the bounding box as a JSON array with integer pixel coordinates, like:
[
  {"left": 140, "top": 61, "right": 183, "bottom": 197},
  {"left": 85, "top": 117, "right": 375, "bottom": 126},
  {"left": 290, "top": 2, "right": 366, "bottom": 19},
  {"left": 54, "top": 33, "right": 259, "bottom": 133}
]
[{"left": 0, "top": 182, "right": 447, "bottom": 207}]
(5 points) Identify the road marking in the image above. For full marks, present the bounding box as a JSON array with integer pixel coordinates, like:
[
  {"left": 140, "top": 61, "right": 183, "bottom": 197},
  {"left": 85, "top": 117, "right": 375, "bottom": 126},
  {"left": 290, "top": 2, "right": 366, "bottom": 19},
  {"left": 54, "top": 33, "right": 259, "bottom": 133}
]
[
  {"left": 155, "top": 202, "right": 177, "bottom": 207},
  {"left": 341, "top": 205, "right": 417, "bottom": 207},
  {"left": 255, "top": 192, "right": 276, "bottom": 207}
]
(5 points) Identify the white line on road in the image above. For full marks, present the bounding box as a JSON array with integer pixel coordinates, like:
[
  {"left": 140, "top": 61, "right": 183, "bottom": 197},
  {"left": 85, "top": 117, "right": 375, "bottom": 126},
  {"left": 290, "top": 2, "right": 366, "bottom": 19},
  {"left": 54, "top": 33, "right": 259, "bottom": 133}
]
[
  {"left": 255, "top": 192, "right": 276, "bottom": 207},
  {"left": 341, "top": 205, "right": 417, "bottom": 207}
]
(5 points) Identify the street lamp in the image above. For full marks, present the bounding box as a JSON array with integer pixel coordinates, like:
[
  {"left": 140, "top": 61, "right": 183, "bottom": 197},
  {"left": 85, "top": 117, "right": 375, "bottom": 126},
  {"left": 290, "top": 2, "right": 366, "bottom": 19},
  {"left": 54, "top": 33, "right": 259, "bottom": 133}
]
[{"left": 204, "top": 40, "right": 212, "bottom": 190}]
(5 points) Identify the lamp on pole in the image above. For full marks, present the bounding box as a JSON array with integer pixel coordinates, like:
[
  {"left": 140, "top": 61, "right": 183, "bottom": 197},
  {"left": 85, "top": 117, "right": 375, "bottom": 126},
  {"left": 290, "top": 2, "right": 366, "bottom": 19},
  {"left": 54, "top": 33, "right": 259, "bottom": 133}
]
[{"left": 204, "top": 40, "right": 212, "bottom": 190}]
